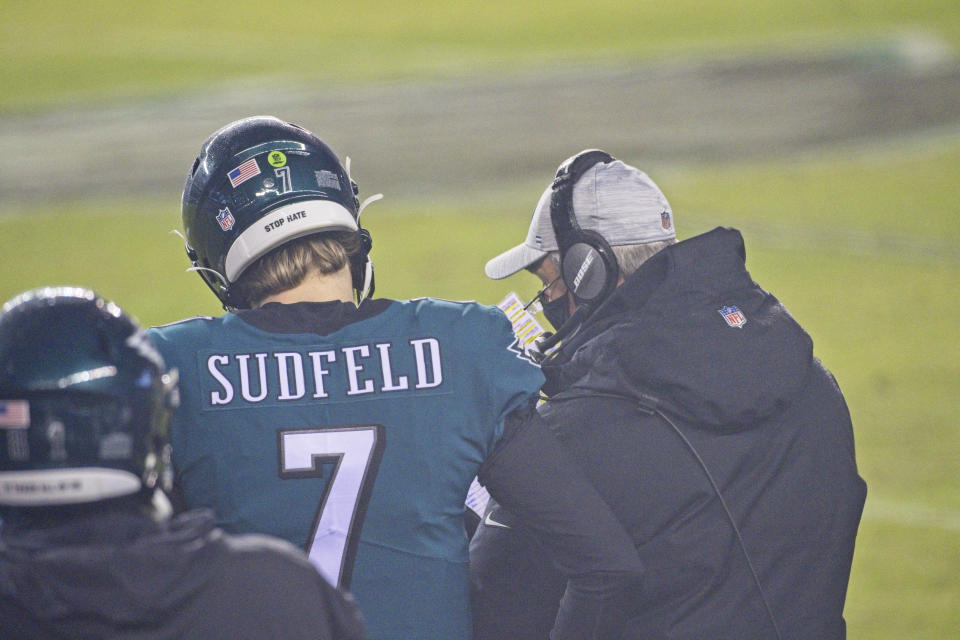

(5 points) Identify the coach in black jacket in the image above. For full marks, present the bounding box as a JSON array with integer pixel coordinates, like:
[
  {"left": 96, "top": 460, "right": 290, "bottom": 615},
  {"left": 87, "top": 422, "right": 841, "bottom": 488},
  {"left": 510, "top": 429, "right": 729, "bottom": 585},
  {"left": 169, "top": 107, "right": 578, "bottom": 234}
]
[{"left": 471, "top": 150, "right": 867, "bottom": 640}]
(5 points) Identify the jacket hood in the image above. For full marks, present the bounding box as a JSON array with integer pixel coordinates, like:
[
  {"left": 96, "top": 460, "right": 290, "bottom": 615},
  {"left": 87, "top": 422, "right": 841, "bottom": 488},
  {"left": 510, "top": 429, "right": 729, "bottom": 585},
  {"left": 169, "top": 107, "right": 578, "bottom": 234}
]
[
  {"left": 543, "top": 227, "right": 813, "bottom": 431},
  {"left": 0, "top": 507, "right": 219, "bottom": 629}
]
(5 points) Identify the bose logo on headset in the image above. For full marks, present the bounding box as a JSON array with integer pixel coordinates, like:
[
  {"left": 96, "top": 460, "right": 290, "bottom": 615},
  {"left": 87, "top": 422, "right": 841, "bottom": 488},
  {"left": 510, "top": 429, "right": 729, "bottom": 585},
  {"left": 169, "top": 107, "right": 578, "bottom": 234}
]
[{"left": 572, "top": 251, "right": 596, "bottom": 291}]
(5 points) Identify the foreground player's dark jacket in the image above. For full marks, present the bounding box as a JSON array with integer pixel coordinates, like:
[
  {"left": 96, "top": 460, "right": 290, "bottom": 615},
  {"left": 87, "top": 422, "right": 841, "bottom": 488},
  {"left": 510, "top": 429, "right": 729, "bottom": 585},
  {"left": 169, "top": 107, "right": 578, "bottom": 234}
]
[
  {"left": 0, "top": 505, "right": 367, "bottom": 640},
  {"left": 471, "top": 227, "right": 867, "bottom": 640}
]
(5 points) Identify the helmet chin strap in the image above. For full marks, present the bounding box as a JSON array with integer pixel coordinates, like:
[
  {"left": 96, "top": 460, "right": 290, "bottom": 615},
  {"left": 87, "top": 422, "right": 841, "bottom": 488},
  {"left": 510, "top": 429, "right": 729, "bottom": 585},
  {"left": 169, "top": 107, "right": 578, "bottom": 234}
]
[
  {"left": 173, "top": 229, "right": 241, "bottom": 310},
  {"left": 184, "top": 264, "right": 236, "bottom": 309},
  {"left": 350, "top": 164, "right": 383, "bottom": 304},
  {"left": 347, "top": 155, "right": 385, "bottom": 218},
  {"left": 185, "top": 265, "right": 228, "bottom": 286},
  {"left": 358, "top": 193, "right": 383, "bottom": 215},
  {"left": 355, "top": 191, "right": 383, "bottom": 304},
  {"left": 357, "top": 256, "right": 375, "bottom": 303}
]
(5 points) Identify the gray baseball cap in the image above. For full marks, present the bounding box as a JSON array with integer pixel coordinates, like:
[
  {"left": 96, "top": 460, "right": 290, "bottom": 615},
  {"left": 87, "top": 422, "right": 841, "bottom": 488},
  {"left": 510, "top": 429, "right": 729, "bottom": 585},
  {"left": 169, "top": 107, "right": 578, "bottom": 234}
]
[{"left": 485, "top": 157, "right": 675, "bottom": 280}]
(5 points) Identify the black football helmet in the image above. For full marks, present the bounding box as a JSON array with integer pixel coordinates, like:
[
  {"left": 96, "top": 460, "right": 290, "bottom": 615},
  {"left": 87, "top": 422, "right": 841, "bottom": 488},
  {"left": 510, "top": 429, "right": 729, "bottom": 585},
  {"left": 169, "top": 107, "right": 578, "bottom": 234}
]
[
  {"left": 0, "top": 287, "right": 177, "bottom": 507},
  {"left": 181, "top": 115, "right": 376, "bottom": 309}
]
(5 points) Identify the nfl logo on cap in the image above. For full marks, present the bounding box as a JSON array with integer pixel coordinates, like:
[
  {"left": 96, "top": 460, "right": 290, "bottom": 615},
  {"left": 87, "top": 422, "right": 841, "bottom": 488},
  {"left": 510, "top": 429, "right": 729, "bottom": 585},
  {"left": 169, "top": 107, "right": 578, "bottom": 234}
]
[{"left": 718, "top": 305, "right": 747, "bottom": 328}]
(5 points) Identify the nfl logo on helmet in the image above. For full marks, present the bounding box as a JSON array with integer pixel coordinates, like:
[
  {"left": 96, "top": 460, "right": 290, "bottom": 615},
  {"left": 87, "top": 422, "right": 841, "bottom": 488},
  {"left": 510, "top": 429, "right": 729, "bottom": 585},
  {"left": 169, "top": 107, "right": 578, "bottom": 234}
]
[
  {"left": 718, "top": 305, "right": 747, "bottom": 328},
  {"left": 216, "top": 207, "right": 236, "bottom": 231}
]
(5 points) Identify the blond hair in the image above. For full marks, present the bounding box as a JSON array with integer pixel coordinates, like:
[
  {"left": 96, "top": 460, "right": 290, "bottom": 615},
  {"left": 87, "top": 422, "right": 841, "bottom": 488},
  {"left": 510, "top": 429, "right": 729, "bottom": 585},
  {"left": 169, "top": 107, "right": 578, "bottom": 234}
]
[{"left": 234, "top": 231, "right": 361, "bottom": 307}]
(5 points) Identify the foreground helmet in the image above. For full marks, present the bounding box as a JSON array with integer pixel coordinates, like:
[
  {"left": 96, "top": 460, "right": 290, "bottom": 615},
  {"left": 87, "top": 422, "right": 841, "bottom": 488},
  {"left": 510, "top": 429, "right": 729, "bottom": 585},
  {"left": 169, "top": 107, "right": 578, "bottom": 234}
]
[
  {"left": 181, "top": 115, "right": 375, "bottom": 309},
  {"left": 0, "top": 287, "right": 176, "bottom": 507}
]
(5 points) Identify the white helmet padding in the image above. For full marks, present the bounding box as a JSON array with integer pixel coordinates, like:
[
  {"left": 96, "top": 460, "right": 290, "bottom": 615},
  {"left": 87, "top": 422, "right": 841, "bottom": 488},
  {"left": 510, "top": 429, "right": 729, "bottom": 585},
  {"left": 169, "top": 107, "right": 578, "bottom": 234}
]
[{"left": 224, "top": 199, "right": 359, "bottom": 283}]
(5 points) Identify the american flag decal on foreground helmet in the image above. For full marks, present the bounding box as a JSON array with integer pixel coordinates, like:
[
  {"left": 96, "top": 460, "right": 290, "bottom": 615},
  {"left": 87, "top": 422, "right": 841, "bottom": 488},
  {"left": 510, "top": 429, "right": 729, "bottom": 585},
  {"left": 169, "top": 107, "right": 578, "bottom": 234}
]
[{"left": 0, "top": 400, "right": 29, "bottom": 428}]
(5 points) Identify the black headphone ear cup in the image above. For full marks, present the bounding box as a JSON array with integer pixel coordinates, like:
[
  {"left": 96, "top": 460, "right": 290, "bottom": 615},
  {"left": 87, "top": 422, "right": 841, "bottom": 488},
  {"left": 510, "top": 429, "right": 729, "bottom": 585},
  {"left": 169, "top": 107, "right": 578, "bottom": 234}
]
[{"left": 559, "top": 231, "right": 618, "bottom": 304}]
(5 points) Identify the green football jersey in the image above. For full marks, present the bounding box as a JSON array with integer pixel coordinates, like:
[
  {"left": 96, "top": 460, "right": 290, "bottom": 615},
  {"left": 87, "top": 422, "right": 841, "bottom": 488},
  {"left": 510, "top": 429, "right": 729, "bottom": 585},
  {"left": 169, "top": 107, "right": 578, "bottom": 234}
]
[{"left": 147, "top": 298, "right": 543, "bottom": 640}]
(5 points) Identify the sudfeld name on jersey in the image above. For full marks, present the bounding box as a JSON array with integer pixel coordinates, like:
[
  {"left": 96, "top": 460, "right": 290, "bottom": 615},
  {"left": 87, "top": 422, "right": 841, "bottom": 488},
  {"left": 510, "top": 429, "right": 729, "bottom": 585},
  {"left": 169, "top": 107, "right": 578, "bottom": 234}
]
[{"left": 204, "top": 337, "right": 443, "bottom": 406}]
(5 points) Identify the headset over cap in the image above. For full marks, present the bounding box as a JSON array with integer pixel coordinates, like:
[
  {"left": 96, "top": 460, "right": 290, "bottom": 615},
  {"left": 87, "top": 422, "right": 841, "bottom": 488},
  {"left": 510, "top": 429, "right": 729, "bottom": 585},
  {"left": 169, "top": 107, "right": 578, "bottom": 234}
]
[
  {"left": 485, "top": 149, "right": 675, "bottom": 357},
  {"left": 180, "top": 116, "right": 377, "bottom": 309}
]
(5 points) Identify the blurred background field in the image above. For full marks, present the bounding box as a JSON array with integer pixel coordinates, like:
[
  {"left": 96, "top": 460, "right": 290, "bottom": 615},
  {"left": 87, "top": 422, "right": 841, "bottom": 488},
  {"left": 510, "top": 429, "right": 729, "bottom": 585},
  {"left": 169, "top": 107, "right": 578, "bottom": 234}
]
[{"left": 1, "top": 2, "right": 958, "bottom": 637}]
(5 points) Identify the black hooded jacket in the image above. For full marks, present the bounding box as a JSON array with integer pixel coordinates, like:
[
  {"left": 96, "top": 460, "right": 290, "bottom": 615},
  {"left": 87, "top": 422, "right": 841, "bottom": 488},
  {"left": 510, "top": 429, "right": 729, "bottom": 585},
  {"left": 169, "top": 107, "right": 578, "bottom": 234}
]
[
  {"left": 0, "top": 506, "right": 367, "bottom": 640},
  {"left": 471, "top": 227, "right": 867, "bottom": 640}
]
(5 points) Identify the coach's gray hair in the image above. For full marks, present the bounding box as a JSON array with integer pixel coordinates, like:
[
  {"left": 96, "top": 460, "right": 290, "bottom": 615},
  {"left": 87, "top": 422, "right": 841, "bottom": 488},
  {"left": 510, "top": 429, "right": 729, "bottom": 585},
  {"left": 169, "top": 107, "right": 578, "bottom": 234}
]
[
  {"left": 547, "top": 239, "right": 675, "bottom": 279},
  {"left": 612, "top": 240, "right": 675, "bottom": 276}
]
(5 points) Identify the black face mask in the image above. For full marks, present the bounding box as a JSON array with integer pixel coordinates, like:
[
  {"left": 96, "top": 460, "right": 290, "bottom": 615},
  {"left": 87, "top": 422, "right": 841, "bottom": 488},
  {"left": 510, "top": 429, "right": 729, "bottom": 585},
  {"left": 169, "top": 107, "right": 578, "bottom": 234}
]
[{"left": 542, "top": 294, "right": 572, "bottom": 331}]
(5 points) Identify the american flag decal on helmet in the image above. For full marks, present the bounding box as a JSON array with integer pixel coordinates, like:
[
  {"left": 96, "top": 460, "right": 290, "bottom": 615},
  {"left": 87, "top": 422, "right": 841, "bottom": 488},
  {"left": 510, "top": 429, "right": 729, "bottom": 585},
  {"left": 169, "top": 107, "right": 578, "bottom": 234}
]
[
  {"left": 0, "top": 400, "right": 30, "bottom": 429},
  {"left": 718, "top": 305, "right": 747, "bottom": 328},
  {"left": 227, "top": 157, "right": 261, "bottom": 188}
]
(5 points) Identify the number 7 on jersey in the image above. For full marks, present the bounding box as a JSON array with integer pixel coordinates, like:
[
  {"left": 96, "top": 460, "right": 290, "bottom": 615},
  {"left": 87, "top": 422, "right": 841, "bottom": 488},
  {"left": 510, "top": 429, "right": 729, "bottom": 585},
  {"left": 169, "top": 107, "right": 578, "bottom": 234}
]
[{"left": 278, "top": 425, "right": 386, "bottom": 588}]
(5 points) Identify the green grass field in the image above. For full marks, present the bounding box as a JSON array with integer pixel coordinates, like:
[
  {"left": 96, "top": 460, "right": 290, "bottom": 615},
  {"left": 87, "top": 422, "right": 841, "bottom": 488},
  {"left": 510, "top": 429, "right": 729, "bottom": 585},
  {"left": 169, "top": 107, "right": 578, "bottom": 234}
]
[
  {"left": 2, "top": 0, "right": 959, "bottom": 114},
  {"left": 2, "top": 2, "right": 959, "bottom": 638}
]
